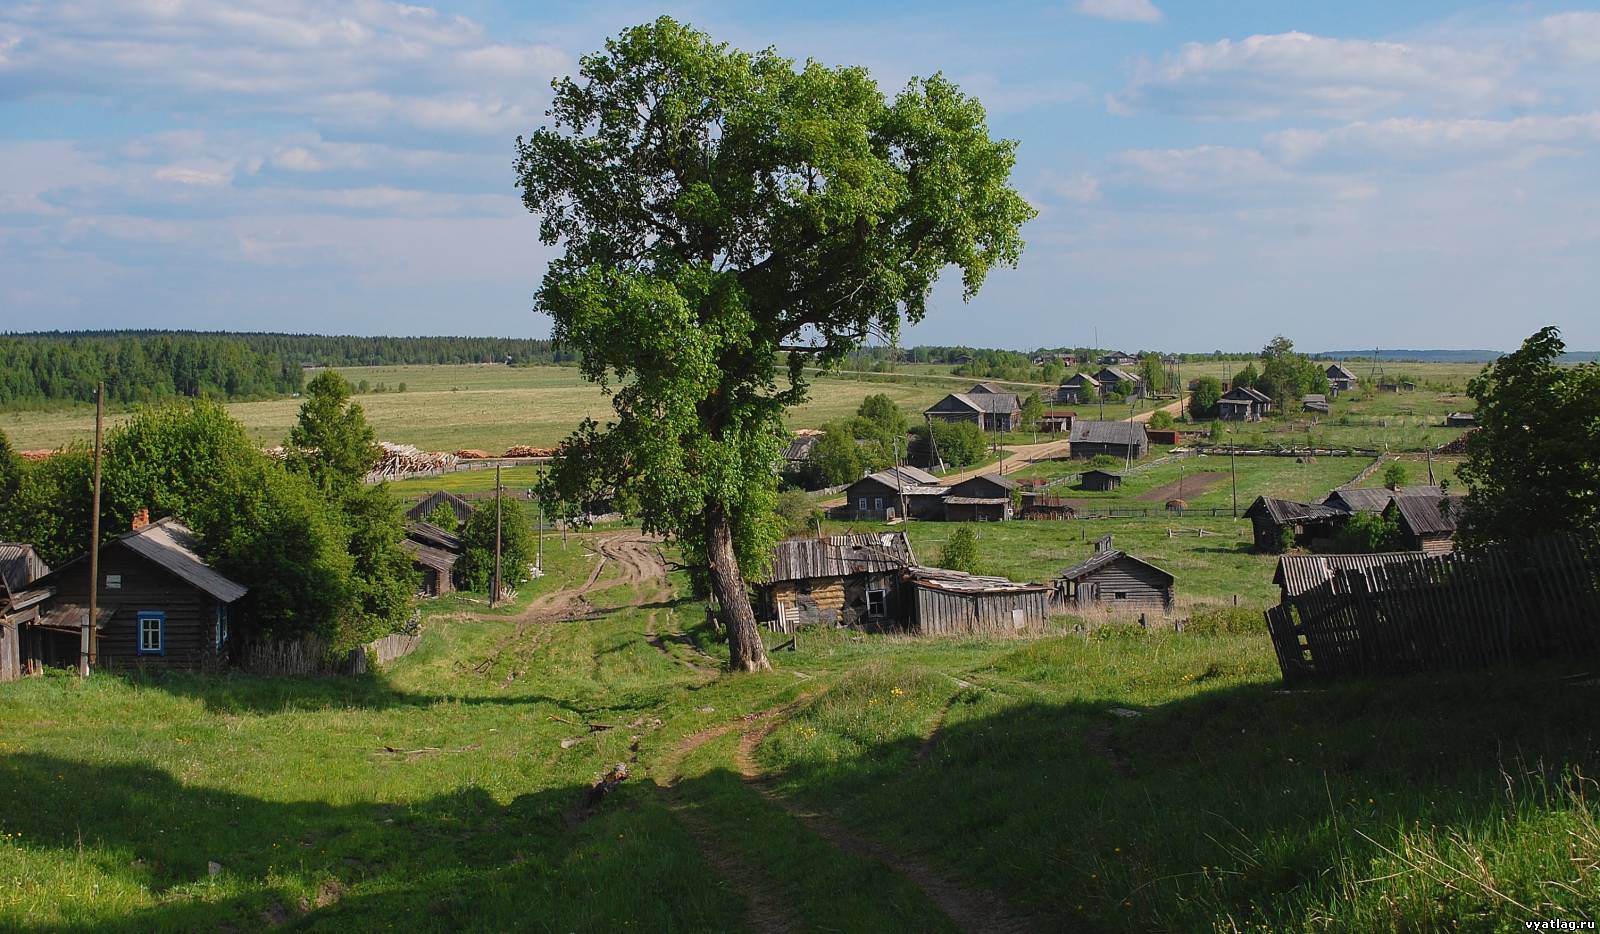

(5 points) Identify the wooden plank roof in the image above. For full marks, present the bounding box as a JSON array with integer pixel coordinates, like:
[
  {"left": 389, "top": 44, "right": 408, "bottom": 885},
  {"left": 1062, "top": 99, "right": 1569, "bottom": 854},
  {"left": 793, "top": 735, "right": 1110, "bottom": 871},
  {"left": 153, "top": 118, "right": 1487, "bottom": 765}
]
[
  {"left": 1245, "top": 496, "right": 1346, "bottom": 525},
  {"left": 1055, "top": 549, "right": 1174, "bottom": 583},
  {"left": 0, "top": 543, "right": 49, "bottom": 594},
  {"left": 402, "top": 539, "right": 459, "bottom": 573},
  {"left": 1274, "top": 552, "right": 1427, "bottom": 598},
  {"left": 1070, "top": 420, "right": 1148, "bottom": 445},
  {"left": 1322, "top": 485, "right": 1444, "bottom": 515},
  {"left": 907, "top": 566, "right": 1047, "bottom": 594},
  {"left": 1387, "top": 494, "right": 1466, "bottom": 536},
  {"left": 763, "top": 533, "right": 915, "bottom": 584}
]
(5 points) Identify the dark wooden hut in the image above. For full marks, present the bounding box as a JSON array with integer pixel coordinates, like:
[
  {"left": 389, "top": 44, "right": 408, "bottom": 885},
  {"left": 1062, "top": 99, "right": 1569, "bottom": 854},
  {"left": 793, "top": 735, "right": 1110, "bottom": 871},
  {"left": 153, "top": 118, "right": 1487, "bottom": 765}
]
[
  {"left": 942, "top": 473, "right": 1018, "bottom": 522},
  {"left": 1069, "top": 420, "right": 1149, "bottom": 460},
  {"left": 1244, "top": 496, "right": 1346, "bottom": 552},
  {"left": 1095, "top": 366, "right": 1144, "bottom": 399},
  {"left": 757, "top": 533, "right": 915, "bottom": 631},
  {"left": 405, "top": 491, "right": 474, "bottom": 529},
  {"left": 1052, "top": 537, "right": 1174, "bottom": 612},
  {"left": 841, "top": 466, "right": 947, "bottom": 521},
  {"left": 1325, "top": 363, "right": 1359, "bottom": 393},
  {"left": 1218, "top": 385, "right": 1272, "bottom": 421},
  {"left": 924, "top": 392, "right": 1021, "bottom": 432},
  {"left": 1384, "top": 494, "right": 1466, "bottom": 555},
  {"left": 1444, "top": 412, "right": 1477, "bottom": 428},
  {"left": 903, "top": 568, "right": 1050, "bottom": 635},
  {"left": 403, "top": 521, "right": 462, "bottom": 596},
  {"left": 1080, "top": 469, "right": 1122, "bottom": 492},
  {"left": 1, "top": 544, "right": 51, "bottom": 682},
  {"left": 1055, "top": 373, "right": 1100, "bottom": 405}
]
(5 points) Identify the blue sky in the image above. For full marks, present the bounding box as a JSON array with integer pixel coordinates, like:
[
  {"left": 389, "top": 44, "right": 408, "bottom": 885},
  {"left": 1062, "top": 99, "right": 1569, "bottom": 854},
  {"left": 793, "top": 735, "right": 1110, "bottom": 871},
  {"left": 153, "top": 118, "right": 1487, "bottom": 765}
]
[{"left": 2, "top": 1, "right": 1598, "bottom": 352}]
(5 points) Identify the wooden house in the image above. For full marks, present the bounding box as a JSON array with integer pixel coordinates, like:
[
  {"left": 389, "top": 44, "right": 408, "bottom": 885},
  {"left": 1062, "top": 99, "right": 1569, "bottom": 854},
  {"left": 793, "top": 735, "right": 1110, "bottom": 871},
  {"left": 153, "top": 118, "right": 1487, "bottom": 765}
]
[
  {"left": 403, "top": 521, "right": 461, "bottom": 596},
  {"left": 1302, "top": 394, "right": 1329, "bottom": 414},
  {"left": 942, "top": 473, "right": 1018, "bottom": 522},
  {"left": 1244, "top": 496, "right": 1347, "bottom": 552},
  {"left": 841, "top": 466, "right": 947, "bottom": 521},
  {"left": 1, "top": 544, "right": 51, "bottom": 682},
  {"left": 1384, "top": 494, "right": 1465, "bottom": 555},
  {"left": 1069, "top": 420, "right": 1149, "bottom": 460},
  {"left": 924, "top": 392, "right": 1021, "bottom": 432},
  {"left": 18, "top": 516, "right": 246, "bottom": 673},
  {"left": 1217, "top": 385, "right": 1271, "bottom": 421},
  {"left": 1445, "top": 412, "right": 1477, "bottom": 428},
  {"left": 903, "top": 568, "right": 1049, "bottom": 636},
  {"left": 1080, "top": 469, "right": 1122, "bottom": 492},
  {"left": 1321, "top": 485, "right": 1443, "bottom": 515},
  {"left": 758, "top": 533, "right": 915, "bottom": 630},
  {"left": 1099, "top": 352, "right": 1138, "bottom": 366},
  {"left": 1052, "top": 537, "right": 1174, "bottom": 612},
  {"left": 1055, "top": 373, "right": 1100, "bottom": 405},
  {"left": 1325, "top": 363, "right": 1359, "bottom": 393},
  {"left": 1095, "top": 366, "right": 1144, "bottom": 399},
  {"left": 405, "top": 490, "right": 474, "bottom": 530},
  {"left": 966, "top": 381, "right": 1006, "bottom": 395}
]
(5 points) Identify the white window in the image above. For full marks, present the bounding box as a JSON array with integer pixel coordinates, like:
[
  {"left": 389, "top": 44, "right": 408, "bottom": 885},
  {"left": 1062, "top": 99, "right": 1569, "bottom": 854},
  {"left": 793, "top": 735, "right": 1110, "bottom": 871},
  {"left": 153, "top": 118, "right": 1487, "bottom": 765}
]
[
  {"left": 137, "top": 612, "right": 164, "bottom": 655},
  {"left": 215, "top": 604, "right": 230, "bottom": 650},
  {"left": 858, "top": 497, "right": 868, "bottom": 511},
  {"left": 873, "top": 497, "right": 883, "bottom": 512},
  {"left": 866, "top": 589, "right": 887, "bottom": 618},
  {"left": 105, "top": 575, "right": 121, "bottom": 590}
]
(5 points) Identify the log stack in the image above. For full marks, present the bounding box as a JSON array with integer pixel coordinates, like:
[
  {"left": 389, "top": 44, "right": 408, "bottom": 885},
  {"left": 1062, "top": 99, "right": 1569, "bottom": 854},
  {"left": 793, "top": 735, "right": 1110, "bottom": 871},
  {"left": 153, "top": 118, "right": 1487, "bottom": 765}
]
[{"left": 365, "top": 442, "right": 457, "bottom": 483}]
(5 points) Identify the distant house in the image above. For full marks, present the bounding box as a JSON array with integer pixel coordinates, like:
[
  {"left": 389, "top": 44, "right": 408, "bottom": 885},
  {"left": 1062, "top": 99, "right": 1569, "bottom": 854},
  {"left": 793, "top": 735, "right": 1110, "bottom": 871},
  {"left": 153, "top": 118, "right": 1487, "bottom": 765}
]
[
  {"left": 1069, "top": 420, "right": 1149, "bottom": 460},
  {"left": 757, "top": 533, "right": 915, "bottom": 630},
  {"left": 1244, "top": 496, "right": 1347, "bottom": 552},
  {"left": 943, "top": 473, "right": 1018, "bottom": 522},
  {"left": 1095, "top": 366, "right": 1144, "bottom": 399},
  {"left": 1099, "top": 352, "right": 1138, "bottom": 367},
  {"left": 966, "top": 381, "right": 1007, "bottom": 395},
  {"left": 1445, "top": 412, "right": 1477, "bottom": 428},
  {"left": 1325, "top": 363, "right": 1359, "bottom": 393},
  {"left": 1302, "top": 393, "right": 1330, "bottom": 414},
  {"left": 1039, "top": 409, "right": 1075, "bottom": 432},
  {"left": 1055, "top": 373, "right": 1100, "bottom": 405},
  {"left": 1377, "top": 379, "right": 1417, "bottom": 393},
  {"left": 1218, "top": 385, "right": 1272, "bottom": 421},
  {"left": 781, "top": 430, "right": 824, "bottom": 471},
  {"left": 1384, "top": 494, "right": 1466, "bottom": 555},
  {"left": 405, "top": 491, "right": 474, "bottom": 529},
  {"left": 1321, "top": 485, "right": 1444, "bottom": 515},
  {"left": 1053, "top": 536, "right": 1174, "bottom": 612},
  {"left": 403, "top": 521, "right": 462, "bottom": 596},
  {"left": 842, "top": 466, "right": 947, "bottom": 521},
  {"left": 924, "top": 391, "right": 1021, "bottom": 432},
  {"left": 16, "top": 515, "right": 246, "bottom": 673},
  {"left": 1080, "top": 469, "right": 1122, "bottom": 492}
]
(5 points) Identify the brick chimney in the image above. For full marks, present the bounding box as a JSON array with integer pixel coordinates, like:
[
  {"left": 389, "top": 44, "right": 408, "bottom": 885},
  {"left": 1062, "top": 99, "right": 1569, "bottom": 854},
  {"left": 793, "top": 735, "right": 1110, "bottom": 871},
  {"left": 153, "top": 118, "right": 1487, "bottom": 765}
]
[{"left": 131, "top": 508, "right": 150, "bottom": 532}]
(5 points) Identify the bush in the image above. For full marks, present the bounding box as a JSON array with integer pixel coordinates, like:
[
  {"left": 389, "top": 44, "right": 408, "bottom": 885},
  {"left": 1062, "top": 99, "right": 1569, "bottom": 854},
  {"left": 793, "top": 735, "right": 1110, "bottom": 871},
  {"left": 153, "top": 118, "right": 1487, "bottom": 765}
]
[
  {"left": 1148, "top": 410, "right": 1175, "bottom": 430},
  {"left": 915, "top": 420, "right": 988, "bottom": 469},
  {"left": 774, "top": 489, "right": 817, "bottom": 537},
  {"left": 1190, "top": 376, "right": 1222, "bottom": 418},
  {"left": 1186, "top": 606, "right": 1263, "bottom": 636},
  {"left": 938, "top": 527, "right": 981, "bottom": 574}
]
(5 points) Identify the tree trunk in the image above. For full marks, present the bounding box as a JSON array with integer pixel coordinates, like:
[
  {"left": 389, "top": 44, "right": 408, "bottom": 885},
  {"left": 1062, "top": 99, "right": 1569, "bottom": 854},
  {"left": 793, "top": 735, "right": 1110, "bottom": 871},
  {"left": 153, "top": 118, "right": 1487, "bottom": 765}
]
[{"left": 704, "top": 504, "right": 771, "bottom": 672}]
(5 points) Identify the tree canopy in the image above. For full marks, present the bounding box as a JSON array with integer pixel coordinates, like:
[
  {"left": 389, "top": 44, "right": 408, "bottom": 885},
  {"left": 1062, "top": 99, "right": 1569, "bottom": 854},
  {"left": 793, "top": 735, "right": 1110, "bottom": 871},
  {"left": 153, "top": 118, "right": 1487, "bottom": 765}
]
[{"left": 516, "top": 17, "right": 1032, "bottom": 670}]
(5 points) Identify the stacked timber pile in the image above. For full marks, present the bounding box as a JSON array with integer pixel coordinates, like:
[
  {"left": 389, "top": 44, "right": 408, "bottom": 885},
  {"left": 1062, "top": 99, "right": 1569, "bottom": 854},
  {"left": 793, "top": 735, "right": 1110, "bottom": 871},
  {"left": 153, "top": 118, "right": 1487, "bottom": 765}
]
[
  {"left": 17, "top": 449, "right": 54, "bottom": 461},
  {"left": 1433, "top": 430, "right": 1475, "bottom": 456},
  {"left": 503, "top": 445, "right": 557, "bottom": 458},
  {"left": 454, "top": 449, "right": 493, "bottom": 459},
  {"left": 366, "top": 442, "right": 456, "bottom": 483}
]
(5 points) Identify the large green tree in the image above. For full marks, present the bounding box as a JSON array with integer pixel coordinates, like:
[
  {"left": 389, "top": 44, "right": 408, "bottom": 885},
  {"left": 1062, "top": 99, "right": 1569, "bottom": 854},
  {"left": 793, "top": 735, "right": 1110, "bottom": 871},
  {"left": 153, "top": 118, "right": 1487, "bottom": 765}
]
[
  {"left": 516, "top": 18, "right": 1032, "bottom": 670},
  {"left": 1459, "top": 327, "right": 1600, "bottom": 543},
  {"left": 457, "top": 504, "right": 538, "bottom": 594}
]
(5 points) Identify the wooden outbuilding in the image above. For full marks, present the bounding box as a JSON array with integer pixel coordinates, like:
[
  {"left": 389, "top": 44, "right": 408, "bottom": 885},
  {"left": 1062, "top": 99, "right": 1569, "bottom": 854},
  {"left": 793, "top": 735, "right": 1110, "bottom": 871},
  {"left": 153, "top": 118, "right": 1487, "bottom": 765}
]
[
  {"left": 403, "top": 521, "right": 462, "bottom": 596},
  {"left": 1244, "top": 496, "right": 1347, "bottom": 552},
  {"left": 1080, "top": 469, "right": 1122, "bottom": 492},
  {"left": 942, "top": 473, "right": 1018, "bottom": 522},
  {"left": 1302, "top": 394, "right": 1329, "bottom": 414},
  {"left": 903, "top": 568, "right": 1050, "bottom": 636},
  {"left": 1325, "top": 363, "right": 1359, "bottom": 393},
  {"left": 758, "top": 533, "right": 915, "bottom": 630},
  {"left": 1218, "top": 386, "right": 1272, "bottom": 421},
  {"left": 1039, "top": 409, "right": 1075, "bottom": 432},
  {"left": 1052, "top": 537, "right": 1174, "bottom": 612},
  {"left": 1384, "top": 494, "right": 1465, "bottom": 555},
  {"left": 924, "top": 391, "right": 1021, "bottom": 432},
  {"left": 405, "top": 490, "right": 474, "bottom": 529},
  {"left": 1, "top": 544, "right": 51, "bottom": 682},
  {"left": 1321, "top": 485, "right": 1444, "bottom": 515},
  {"left": 19, "top": 517, "right": 246, "bottom": 673},
  {"left": 1445, "top": 412, "right": 1477, "bottom": 428},
  {"left": 1069, "top": 420, "right": 1149, "bottom": 460}
]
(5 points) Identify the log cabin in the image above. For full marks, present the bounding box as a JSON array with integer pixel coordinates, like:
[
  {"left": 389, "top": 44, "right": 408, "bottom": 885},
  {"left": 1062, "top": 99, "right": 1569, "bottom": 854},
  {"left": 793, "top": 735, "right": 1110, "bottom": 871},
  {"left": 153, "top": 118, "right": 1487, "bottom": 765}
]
[
  {"left": 757, "top": 533, "right": 916, "bottom": 630},
  {"left": 1052, "top": 536, "right": 1175, "bottom": 613}
]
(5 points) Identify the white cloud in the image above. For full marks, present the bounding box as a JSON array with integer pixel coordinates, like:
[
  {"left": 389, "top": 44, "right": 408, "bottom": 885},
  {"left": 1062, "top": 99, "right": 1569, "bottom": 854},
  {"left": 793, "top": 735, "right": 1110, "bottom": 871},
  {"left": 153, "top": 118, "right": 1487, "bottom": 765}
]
[
  {"left": 1039, "top": 170, "right": 1102, "bottom": 203},
  {"left": 1267, "top": 113, "right": 1600, "bottom": 167},
  {"left": 1111, "top": 31, "right": 1528, "bottom": 120},
  {"left": 1073, "top": 0, "right": 1162, "bottom": 25},
  {"left": 1532, "top": 11, "right": 1600, "bottom": 64},
  {"left": 153, "top": 160, "right": 234, "bottom": 186}
]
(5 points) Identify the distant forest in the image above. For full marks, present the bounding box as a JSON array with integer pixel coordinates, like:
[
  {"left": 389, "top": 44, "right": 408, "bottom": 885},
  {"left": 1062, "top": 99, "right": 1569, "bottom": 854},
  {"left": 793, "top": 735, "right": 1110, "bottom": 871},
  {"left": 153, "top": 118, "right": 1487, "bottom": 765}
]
[{"left": 0, "top": 331, "right": 572, "bottom": 408}]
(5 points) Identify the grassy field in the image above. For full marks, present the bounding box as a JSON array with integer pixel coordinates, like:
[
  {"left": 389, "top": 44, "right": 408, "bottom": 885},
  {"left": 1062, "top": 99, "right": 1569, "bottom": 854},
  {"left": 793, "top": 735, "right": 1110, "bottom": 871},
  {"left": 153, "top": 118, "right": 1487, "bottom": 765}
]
[
  {"left": 4, "top": 530, "right": 1598, "bottom": 931},
  {"left": 0, "top": 365, "right": 952, "bottom": 454},
  {"left": 1012, "top": 451, "right": 1372, "bottom": 509}
]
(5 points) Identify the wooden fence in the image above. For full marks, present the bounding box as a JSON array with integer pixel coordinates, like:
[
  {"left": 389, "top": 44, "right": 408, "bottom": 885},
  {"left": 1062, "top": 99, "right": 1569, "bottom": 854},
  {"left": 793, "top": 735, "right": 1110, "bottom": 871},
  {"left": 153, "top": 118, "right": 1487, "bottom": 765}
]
[
  {"left": 240, "top": 630, "right": 423, "bottom": 676},
  {"left": 1265, "top": 532, "right": 1600, "bottom": 683}
]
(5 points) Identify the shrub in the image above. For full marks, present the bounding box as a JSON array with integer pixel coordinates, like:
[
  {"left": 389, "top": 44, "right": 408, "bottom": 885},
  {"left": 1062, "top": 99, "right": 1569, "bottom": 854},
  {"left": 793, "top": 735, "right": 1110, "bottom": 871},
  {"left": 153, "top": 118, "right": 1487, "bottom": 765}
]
[
  {"left": 1382, "top": 461, "right": 1408, "bottom": 490},
  {"left": 938, "top": 526, "right": 981, "bottom": 574},
  {"left": 1148, "top": 410, "right": 1175, "bottom": 430},
  {"left": 774, "top": 489, "right": 817, "bottom": 537},
  {"left": 1186, "top": 606, "right": 1263, "bottom": 636}
]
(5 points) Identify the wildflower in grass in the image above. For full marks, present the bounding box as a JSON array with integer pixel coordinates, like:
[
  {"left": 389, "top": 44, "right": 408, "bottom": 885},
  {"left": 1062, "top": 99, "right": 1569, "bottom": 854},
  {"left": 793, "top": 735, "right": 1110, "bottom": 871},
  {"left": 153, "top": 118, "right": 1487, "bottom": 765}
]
[{"left": 890, "top": 687, "right": 904, "bottom": 697}]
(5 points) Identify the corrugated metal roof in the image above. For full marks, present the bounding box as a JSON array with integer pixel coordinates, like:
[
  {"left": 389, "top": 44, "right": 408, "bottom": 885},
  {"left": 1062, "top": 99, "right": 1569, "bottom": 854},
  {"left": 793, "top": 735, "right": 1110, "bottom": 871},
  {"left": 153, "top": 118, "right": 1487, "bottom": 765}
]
[
  {"left": 1388, "top": 494, "right": 1466, "bottom": 536},
  {"left": 120, "top": 520, "right": 248, "bottom": 604},
  {"left": 0, "top": 543, "right": 49, "bottom": 593},
  {"left": 763, "top": 533, "right": 915, "bottom": 584},
  {"left": 1055, "top": 549, "right": 1174, "bottom": 583},
  {"left": 1071, "top": 420, "right": 1148, "bottom": 445},
  {"left": 1273, "top": 552, "right": 1427, "bottom": 598}
]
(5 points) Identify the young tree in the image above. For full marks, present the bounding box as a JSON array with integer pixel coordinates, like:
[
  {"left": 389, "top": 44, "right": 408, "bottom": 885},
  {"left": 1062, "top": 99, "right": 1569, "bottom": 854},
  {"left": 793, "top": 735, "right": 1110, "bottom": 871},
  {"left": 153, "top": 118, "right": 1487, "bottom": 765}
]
[
  {"left": 809, "top": 424, "right": 866, "bottom": 487},
  {"left": 917, "top": 420, "right": 987, "bottom": 469},
  {"left": 1137, "top": 354, "right": 1164, "bottom": 395},
  {"left": 1381, "top": 461, "right": 1408, "bottom": 490},
  {"left": 424, "top": 500, "right": 461, "bottom": 532},
  {"left": 1019, "top": 392, "right": 1044, "bottom": 432},
  {"left": 938, "top": 526, "right": 981, "bottom": 574},
  {"left": 517, "top": 18, "right": 1032, "bottom": 670},
  {"left": 457, "top": 504, "right": 537, "bottom": 594},
  {"left": 287, "top": 371, "right": 377, "bottom": 497},
  {"left": 774, "top": 489, "right": 818, "bottom": 537},
  {"left": 1232, "top": 363, "right": 1259, "bottom": 391},
  {"left": 0, "top": 428, "right": 22, "bottom": 506},
  {"left": 1459, "top": 327, "right": 1600, "bottom": 543},
  {"left": 1148, "top": 410, "right": 1175, "bottom": 430},
  {"left": 1189, "top": 376, "right": 1222, "bottom": 419},
  {"left": 856, "top": 394, "right": 909, "bottom": 439}
]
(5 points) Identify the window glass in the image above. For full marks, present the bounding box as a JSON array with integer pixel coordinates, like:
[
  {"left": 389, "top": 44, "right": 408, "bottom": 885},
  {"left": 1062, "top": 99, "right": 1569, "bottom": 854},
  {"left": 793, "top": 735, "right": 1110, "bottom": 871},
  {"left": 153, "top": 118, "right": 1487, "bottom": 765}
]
[
  {"left": 138, "top": 613, "right": 163, "bottom": 653},
  {"left": 866, "top": 589, "right": 886, "bottom": 617}
]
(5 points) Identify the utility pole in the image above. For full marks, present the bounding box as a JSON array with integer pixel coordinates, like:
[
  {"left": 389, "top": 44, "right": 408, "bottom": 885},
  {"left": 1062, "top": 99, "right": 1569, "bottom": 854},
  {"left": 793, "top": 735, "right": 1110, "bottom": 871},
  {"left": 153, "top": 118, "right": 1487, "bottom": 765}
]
[
  {"left": 82, "top": 383, "right": 104, "bottom": 678},
  {"left": 1230, "top": 448, "right": 1239, "bottom": 519},
  {"left": 490, "top": 463, "right": 503, "bottom": 606}
]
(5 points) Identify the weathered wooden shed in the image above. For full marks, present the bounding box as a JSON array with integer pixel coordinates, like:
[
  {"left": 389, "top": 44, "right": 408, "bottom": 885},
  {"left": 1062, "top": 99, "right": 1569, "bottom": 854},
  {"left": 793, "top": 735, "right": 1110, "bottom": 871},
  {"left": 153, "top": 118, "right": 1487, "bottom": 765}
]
[
  {"left": 1244, "top": 496, "right": 1347, "bottom": 552},
  {"left": 1069, "top": 420, "right": 1149, "bottom": 460},
  {"left": 1080, "top": 469, "right": 1122, "bottom": 492},
  {"left": 405, "top": 490, "right": 474, "bottom": 529},
  {"left": 1052, "top": 538, "right": 1174, "bottom": 612},
  {"left": 924, "top": 392, "right": 1021, "bottom": 432},
  {"left": 1444, "top": 412, "right": 1477, "bottom": 428},
  {"left": 1, "top": 544, "right": 51, "bottom": 682},
  {"left": 1321, "top": 485, "right": 1443, "bottom": 515},
  {"left": 904, "top": 568, "right": 1050, "bottom": 636},
  {"left": 942, "top": 473, "right": 1017, "bottom": 522},
  {"left": 1325, "top": 363, "right": 1359, "bottom": 393},
  {"left": 1039, "top": 409, "right": 1075, "bottom": 432},
  {"left": 1302, "top": 394, "right": 1330, "bottom": 414},
  {"left": 1385, "top": 494, "right": 1465, "bottom": 555},
  {"left": 403, "top": 521, "right": 462, "bottom": 596},
  {"left": 20, "top": 517, "right": 246, "bottom": 673},
  {"left": 758, "top": 533, "right": 915, "bottom": 631}
]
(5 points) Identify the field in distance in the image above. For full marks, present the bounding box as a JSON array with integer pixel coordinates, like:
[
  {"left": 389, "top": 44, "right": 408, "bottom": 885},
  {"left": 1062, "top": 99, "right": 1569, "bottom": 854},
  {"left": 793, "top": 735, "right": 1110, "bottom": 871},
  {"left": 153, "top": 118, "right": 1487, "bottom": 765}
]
[{"left": 0, "top": 364, "right": 952, "bottom": 454}]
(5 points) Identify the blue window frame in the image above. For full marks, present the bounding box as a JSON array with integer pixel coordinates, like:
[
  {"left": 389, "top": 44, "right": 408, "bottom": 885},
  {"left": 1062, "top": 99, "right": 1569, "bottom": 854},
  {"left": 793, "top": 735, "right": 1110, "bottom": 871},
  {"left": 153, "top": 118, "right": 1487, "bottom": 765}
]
[{"left": 137, "top": 611, "right": 165, "bottom": 655}]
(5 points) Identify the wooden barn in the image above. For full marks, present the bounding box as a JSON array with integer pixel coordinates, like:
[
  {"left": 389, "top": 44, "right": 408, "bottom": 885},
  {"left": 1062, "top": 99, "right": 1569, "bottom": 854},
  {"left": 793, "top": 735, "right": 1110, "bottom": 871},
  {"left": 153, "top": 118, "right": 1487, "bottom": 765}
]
[
  {"left": 903, "top": 568, "right": 1050, "bottom": 636},
  {"left": 841, "top": 466, "right": 947, "bottom": 521},
  {"left": 1445, "top": 412, "right": 1477, "bottom": 428},
  {"left": 1321, "top": 485, "right": 1444, "bottom": 515},
  {"left": 1217, "top": 386, "right": 1272, "bottom": 421},
  {"left": 1244, "top": 496, "right": 1347, "bottom": 552},
  {"left": 1, "top": 543, "right": 51, "bottom": 682},
  {"left": 1069, "top": 420, "right": 1149, "bottom": 460},
  {"left": 757, "top": 533, "right": 915, "bottom": 630},
  {"left": 1325, "top": 363, "right": 1359, "bottom": 393},
  {"left": 1094, "top": 366, "right": 1144, "bottom": 399},
  {"left": 924, "top": 391, "right": 1021, "bottom": 432},
  {"left": 405, "top": 490, "right": 474, "bottom": 529},
  {"left": 1080, "top": 469, "right": 1122, "bottom": 492},
  {"left": 403, "top": 521, "right": 462, "bottom": 596},
  {"left": 1052, "top": 537, "right": 1174, "bottom": 612},
  {"left": 18, "top": 516, "right": 246, "bottom": 673},
  {"left": 1384, "top": 494, "right": 1466, "bottom": 555},
  {"left": 1302, "top": 394, "right": 1330, "bottom": 414},
  {"left": 1055, "top": 373, "right": 1100, "bottom": 404},
  {"left": 942, "top": 473, "right": 1018, "bottom": 522}
]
